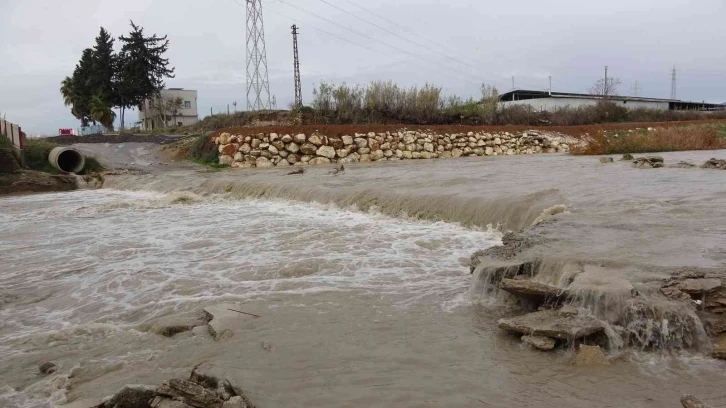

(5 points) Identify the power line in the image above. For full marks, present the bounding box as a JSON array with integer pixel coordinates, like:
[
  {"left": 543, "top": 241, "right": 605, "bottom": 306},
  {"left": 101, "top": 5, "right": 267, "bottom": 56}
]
[
  {"left": 273, "top": 0, "right": 491, "bottom": 86},
  {"left": 312, "top": 0, "right": 484, "bottom": 74}
]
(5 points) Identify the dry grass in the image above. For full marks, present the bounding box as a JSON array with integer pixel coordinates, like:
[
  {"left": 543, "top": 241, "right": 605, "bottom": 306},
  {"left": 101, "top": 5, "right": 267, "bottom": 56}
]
[{"left": 571, "top": 124, "right": 726, "bottom": 155}]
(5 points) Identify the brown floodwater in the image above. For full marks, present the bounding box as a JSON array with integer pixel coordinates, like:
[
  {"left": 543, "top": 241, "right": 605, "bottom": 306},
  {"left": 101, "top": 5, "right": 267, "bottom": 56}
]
[{"left": 1, "top": 151, "right": 725, "bottom": 407}]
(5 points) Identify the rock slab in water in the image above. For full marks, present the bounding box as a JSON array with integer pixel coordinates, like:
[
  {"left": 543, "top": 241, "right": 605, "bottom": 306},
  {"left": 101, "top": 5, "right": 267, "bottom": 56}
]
[
  {"left": 498, "top": 308, "right": 604, "bottom": 339},
  {"left": 701, "top": 158, "right": 726, "bottom": 170},
  {"left": 599, "top": 157, "right": 614, "bottom": 163},
  {"left": 569, "top": 344, "right": 611, "bottom": 366},
  {"left": 521, "top": 335, "right": 556, "bottom": 351},
  {"left": 633, "top": 156, "right": 664, "bottom": 168},
  {"left": 681, "top": 394, "right": 714, "bottom": 408},
  {"left": 620, "top": 153, "right": 634, "bottom": 161},
  {"left": 150, "top": 311, "right": 212, "bottom": 337},
  {"left": 500, "top": 278, "right": 567, "bottom": 300}
]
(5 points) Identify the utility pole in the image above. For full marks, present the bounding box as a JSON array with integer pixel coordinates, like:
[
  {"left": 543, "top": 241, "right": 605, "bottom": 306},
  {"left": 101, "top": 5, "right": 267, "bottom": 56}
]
[
  {"left": 246, "top": 0, "right": 272, "bottom": 111},
  {"left": 511, "top": 76, "right": 515, "bottom": 90},
  {"left": 604, "top": 66, "right": 609, "bottom": 97},
  {"left": 227, "top": 104, "right": 230, "bottom": 115},
  {"left": 233, "top": 101, "right": 237, "bottom": 113},
  {"left": 548, "top": 76, "right": 552, "bottom": 95},
  {"left": 671, "top": 66, "right": 677, "bottom": 100},
  {"left": 272, "top": 95, "right": 278, "bottom": 109},
  {"left": 292, "top": 24, "right": 302, "bottom": 108}
]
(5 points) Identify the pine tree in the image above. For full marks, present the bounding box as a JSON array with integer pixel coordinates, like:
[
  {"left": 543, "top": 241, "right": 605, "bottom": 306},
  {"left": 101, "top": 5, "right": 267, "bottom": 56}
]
[
  {"left": 69, "top": 48, "right": 95, "bottom": 126},
  {"left": 117, "top": 21, "right": 175, "bottom": 129},
  {"left": 90, "top": 27, "right": 116, "bottom": 103}
]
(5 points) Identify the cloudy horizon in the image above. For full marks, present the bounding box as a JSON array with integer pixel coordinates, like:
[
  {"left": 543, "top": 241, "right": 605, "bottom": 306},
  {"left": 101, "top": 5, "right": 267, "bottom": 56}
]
[{"left": 1, "top": 0, "right": 725, "bottom": 135}]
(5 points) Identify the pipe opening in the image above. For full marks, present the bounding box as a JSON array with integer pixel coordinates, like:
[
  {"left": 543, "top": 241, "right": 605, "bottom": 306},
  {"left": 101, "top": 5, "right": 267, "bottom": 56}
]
[{"left": 49, "top": 147, "right": 85, "bottom": 173}]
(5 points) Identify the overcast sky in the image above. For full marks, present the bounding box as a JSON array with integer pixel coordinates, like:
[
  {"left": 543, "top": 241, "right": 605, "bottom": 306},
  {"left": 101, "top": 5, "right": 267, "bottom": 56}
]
[{"left": 1, "top": 0, "right": 725, "bottom": 134}]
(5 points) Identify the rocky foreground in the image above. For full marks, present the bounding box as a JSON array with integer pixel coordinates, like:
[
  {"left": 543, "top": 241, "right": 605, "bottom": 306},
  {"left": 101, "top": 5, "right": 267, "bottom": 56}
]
[
  {"left": 214, "top": 129, "right": 574, "bottom": 168},
  {"left": 92, "top": 368, "right": 254, "bottom": 408}
]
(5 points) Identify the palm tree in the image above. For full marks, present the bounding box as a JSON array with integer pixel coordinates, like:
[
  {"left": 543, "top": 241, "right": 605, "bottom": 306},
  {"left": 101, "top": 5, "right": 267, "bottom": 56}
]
[
  {"left": 90, "top": 94, "right": 116, "bottom": 131},
  {"left": 60, "top": 77, "right": 74, "bottom": 107}
]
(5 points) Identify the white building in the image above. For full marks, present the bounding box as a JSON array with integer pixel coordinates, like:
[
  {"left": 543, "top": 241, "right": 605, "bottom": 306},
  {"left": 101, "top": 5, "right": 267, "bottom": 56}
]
[
  {"left": 499, "top": 90, "right": 724, "bottom": 112},
  {"left": 139, "top": 88, "right": 198, "bottom": 130}
]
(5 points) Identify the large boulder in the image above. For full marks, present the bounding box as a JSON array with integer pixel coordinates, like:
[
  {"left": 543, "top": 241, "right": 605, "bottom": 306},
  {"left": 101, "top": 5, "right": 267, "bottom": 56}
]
[
  {"left": 316, "top": 145, "right": 336, "bottom": 159},
  {"left": 633, "top": 156, "right": 664, "bottom": 168},
  {"left": 498, "top": 308, "right": 604, "bottom": 340}
]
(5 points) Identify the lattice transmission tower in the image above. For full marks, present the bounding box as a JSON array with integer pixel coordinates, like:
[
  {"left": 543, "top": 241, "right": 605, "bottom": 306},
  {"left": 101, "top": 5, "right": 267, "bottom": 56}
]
[
  {"left": 246, "top": 0, "right": 272, "bottom": 111},
  {"left": 292, "top": 24, "right": 302, "bottom": 108}
]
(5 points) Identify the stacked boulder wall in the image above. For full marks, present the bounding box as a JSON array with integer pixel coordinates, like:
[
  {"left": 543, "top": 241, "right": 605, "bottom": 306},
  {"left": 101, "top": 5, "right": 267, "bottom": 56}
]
[{"left": 213, "top": 129, "right": 574, "bottom": 168}]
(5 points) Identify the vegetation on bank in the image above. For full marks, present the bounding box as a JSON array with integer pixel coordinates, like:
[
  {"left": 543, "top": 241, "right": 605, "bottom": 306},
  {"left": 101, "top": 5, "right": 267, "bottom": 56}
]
[
  {"left": 184, "top": 134, "right": 227, "bottom": 168},
  {"left": 571, "top": 124, "right": 726, "bottom": 155}
]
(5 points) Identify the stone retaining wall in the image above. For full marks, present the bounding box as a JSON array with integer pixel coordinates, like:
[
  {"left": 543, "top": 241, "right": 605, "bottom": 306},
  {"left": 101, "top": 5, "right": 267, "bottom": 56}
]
[{"left": 214, "top": 129, "right": 572, "bottom": 168}]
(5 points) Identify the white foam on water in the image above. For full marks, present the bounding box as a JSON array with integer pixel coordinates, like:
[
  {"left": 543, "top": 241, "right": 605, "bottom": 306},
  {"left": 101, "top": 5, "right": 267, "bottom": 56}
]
[{"left": 0, "top": 189, "right": 502, "bottom": 405}]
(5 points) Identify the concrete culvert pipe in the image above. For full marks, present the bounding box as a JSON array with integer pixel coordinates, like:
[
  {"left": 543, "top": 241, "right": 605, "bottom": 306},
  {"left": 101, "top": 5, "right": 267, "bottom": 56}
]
[{"left": 49, "top": 147, "right": 86, "bottom": 173}]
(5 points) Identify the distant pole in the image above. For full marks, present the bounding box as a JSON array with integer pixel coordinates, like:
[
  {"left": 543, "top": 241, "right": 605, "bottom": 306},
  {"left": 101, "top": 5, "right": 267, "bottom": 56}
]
[
  {"left": 227, "top": 104, "right": 230, "bottom": 115},
  {"left": 548, "top": 76, "right": 552, "bottom": 95},
  {"left": 210, "top": 107, "right": 213, "bottom": 116},
  {"left": 233, "top": 101, "right": 237, "bottom": 113},
  {"left": 604, "top": 66, "right": 609, "bottom": 97},
  {"left": 292, "top": 24, "right": 302, "bottom": 108},
  {"left": 671, "top": 66, "right": 677, "bottom": 100},
  {"left": 511, "top": 76, "right": 515, "bottom": 90}
]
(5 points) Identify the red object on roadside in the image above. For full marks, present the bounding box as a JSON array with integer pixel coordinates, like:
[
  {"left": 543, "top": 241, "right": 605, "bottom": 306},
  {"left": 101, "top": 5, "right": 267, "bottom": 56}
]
[{"left": 59, "top": 128, "right": 73, "bottom": 136}]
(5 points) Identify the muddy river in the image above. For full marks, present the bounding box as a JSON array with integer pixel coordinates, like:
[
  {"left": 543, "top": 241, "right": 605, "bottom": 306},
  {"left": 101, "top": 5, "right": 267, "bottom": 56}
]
[{"left": 2, "top": 151, "right": 725, "bottom": 407}]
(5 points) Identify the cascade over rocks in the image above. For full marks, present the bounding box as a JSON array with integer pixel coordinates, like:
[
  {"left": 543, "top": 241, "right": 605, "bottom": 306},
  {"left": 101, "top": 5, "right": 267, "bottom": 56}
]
[{"left": 213, "top": 129, "right": 572, "bottom": 168}]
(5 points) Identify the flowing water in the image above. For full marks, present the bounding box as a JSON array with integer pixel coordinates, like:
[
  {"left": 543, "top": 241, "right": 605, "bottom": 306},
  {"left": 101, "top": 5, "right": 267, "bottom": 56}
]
[{"left": 2, "top": 151, "right": 726, "bottom": 407}]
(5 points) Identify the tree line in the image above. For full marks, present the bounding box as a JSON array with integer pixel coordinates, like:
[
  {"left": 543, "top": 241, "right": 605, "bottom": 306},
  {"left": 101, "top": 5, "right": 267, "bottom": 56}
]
[{"left": 60, "top": 22, "right": 175, "bottom": 130}]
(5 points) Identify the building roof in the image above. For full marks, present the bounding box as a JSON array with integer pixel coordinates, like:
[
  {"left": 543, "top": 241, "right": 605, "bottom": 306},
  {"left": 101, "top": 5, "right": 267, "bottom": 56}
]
[{"left": 498, "top": 89, "right": 723, "bottom": 108}]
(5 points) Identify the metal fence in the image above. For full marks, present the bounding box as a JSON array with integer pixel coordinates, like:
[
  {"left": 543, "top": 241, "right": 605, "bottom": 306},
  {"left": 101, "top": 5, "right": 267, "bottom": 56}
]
[{"left": 0, "top": 118, "right": 25, "bottom": 165}]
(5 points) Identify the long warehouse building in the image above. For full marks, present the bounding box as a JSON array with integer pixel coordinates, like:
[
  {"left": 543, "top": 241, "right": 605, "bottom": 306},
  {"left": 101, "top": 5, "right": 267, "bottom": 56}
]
[{"left": 499, "top": 89, "right": 725, "bottom": 112}]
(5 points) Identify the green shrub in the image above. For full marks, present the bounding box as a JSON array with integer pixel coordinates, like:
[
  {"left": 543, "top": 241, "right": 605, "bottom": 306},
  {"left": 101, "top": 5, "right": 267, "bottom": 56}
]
[
  {"left": 24, "top": 139, "right": 59, "bottom": 173},
  {"left": 83, "top": 156, "right": 104, "bottom": 174},
  {"left": 187, "top": 134, "right": 218, "bottom": 164}
]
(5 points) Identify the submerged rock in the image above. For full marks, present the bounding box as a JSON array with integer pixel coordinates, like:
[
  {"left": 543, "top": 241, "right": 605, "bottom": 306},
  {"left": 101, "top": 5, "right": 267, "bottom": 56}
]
[
  {"left": 599, "top": 157, "right": 614, "bottom": 163},
  {"left": 498, "top": 308, "right": 604, "bottom": 340},
  {"left": 569, "top": 344, "right": 610, "bottom": 366},
  {"left": 676, "top": 279, "right": 722, "bottom": 296},
  {"left": 620, "top": 153, "right": 634, "bottom": 161},
  {"left": 39, "top": 362, "right": 57, "bottom": 375},
  {"left": 681, "top": 394, "right": 714, "bottom": 408},
  {"left": 150, "top": 311, "right": 211, "bottom": 337},
  {"left": 203, "top": 304, "right": 260, "bottom": 340},
  {"left": 521, "top": 335, "right": 556, "bottom": 351}
]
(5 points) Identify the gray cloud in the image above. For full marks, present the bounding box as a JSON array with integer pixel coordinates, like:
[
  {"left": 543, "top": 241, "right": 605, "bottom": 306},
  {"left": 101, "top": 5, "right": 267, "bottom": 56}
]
[{"left": 1, "top": 0, "right": 724, "bottom": 134}]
